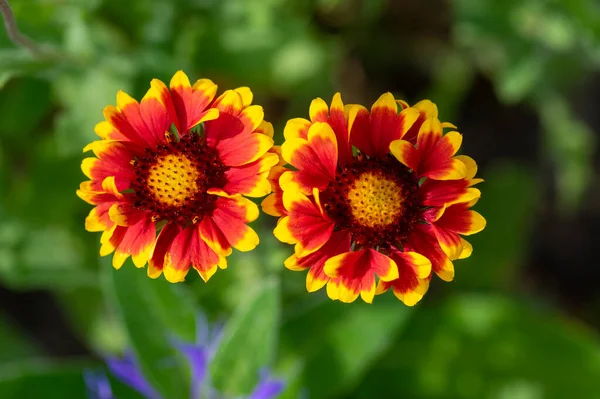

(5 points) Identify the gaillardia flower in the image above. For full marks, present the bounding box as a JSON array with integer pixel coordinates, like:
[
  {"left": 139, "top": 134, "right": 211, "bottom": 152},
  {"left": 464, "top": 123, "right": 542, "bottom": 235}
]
[
  {"left": 77, "top": 71, "right": 278, "bottom": 282},
  {"left": 265, "top": 94, "right": 485, "bottom": 305}
]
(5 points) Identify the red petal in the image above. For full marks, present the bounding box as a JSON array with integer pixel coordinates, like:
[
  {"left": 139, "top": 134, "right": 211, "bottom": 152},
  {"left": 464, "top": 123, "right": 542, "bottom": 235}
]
[
  {"left": 418, "top": 179, "right": 480, "bottom": 207},
  {"left": 82, "top": 142, "right": 136, "bottom": 191},
  {"left": 169, "top": 72, "right": 217, "bottom": 134},
  {"left": 216, "top": 133, "right": 273, "bottom": 167},
  {"left": 162, "top": 224, "right": 220, "bottom": 282},
  {"left": 198, "top": 216, "right": 232, "bottom": 257},
  {"left": 204, "top": 112, "right": 246, "bottom": 144},
  {"left": 210, "top": 196, "right": 259, "bottom": 251},
  {"left": 274, "top": 191, "right": 334, "bottom": 256},
  {"left": 323, "top": 249, "right": 398, "bottom": 303},
  {"left": 223, "top": 153, "right": 278, "bottom": 198},
  {"left": 436, "top": 202, "right": 486, "bottom": 236},
  {"left": 281, "top": 122, "right": 338, "bottom": 192},
  {"left": 111, "top": 218, "right": 156, "bottom": 269},
  {"left": 405, "top": 224, "right": 455, "bottom": 282},
  {"left": 350, "top": 94, "right": 419, "bottom": 158},
  {"left": 148, "top": 223, "right": 181, "bottom": 278},
  {"left": 284, "top": 231, "right": 351, "bottom": 292}
]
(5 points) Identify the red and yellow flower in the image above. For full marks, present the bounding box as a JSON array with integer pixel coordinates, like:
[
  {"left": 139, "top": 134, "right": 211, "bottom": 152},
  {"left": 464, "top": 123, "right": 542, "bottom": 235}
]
[
  {"left": 265, "top": 93, "right": 485, "bottom": 305},
  {"left": 78, "top": 71, "right": 278, "bottom": 283}
]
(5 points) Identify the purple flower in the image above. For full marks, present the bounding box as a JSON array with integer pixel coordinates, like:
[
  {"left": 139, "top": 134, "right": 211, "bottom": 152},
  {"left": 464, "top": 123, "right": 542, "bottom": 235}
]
[
  {"left": 84, "top": 370, "right": 112, "bottom": 399},
  {"left": 248, "top": 370, "right": 286, "bottom": 399},
  {"left": 84, "top": 316, "right": 284, "bottom": 399}
]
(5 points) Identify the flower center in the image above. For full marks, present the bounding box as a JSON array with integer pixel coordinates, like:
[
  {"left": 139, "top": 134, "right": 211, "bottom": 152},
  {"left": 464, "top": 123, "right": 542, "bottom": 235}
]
[
  {"left": 321, "top": 156, "right": 421, "bottom": 248},
  {"left": 147, "top": 154, "right": 200, "bottom": 208},
  {"left": 131, "top": 133, "right": 228, "bottom": 226},
  {"left": 346, "top": 172, "right": 404, "bottom": 228}
]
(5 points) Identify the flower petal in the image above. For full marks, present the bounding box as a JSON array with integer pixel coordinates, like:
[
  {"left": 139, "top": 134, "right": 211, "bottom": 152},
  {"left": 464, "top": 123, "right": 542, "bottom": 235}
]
[
  {"left": 94, "top": 121, "right": 129, "bottom": 141},
  {"left": 389, "top": 139, "right": 419, "bottom": 171},
  {"left": 81, "top": 141, "right": 136, "bottom": 191},
  {"left": 216, "top": 132, "right": 273, "bottom": 167},
  {"left": 415, "top": 117, "right": 442, "bottom": 158},
  {"left": 436, "top": 203, "right": 486, "bottom": 236},
  {"left": 255, "top": 120, "right": 274, "bottom": 138},
  {"left": 169, "top": 71, "right": 218, "bottom": 134},
  {"left": 283, "top": 118, "right": 311, "bottom": 140},
  {"left": 248, "top": 371, "right": 286, "bottom": 399},
  {"left": 210, "top": 196, "right": 260, "bottom": 252},
  {"left": 309, "top": 97, "right": 329, "bottom": 122},
  {"left": 283, "top": 231, "right": 351, "bottom": 293},
  {"left": 418, "top": 178, "right": 481, "bottom": 207},
  {"left": 377, "top": 249, "right": 431, "bottom": 306},
  {"left": 281, "top": 122, "right": 338, "bottom": 192},
  {"left": 419, "top": 131, "right": 467, "bottom": 180},
  {"left": 430, "top": 224, "right": 463, "bottom": 261},
  {"left": 323, "top": 249, "right": 398, "bottom": 304},
  {"left": 222, "top": 152, "right": 279, "bottom": 198},
  {"left": 458, "top": 238, "right": 473, "bottom": 259},
  {"left": 405, "top": 224, "right": 455, "bottom": 281},
  {"left": 85, "top": 203, "right": 115, "bottom": 232},
  {"left": 198, "top": 216, "right": 232, "bottom": 257},
  {"left": 260, "top": 165, "right": 287, "bottom": 217},
  {"left": 350, "top": 93, "right": 419, "bottom": 158},
  {"left": 109, "top": 218, "right": 156, "bottom": 269},
  {"left": 115, "top": 90, "right": 170, "bottom": 148},
  {"left": 148, "top": 223, "right": 180, "bottom": 279},
  {"left": 274, "top": 189, "right": 334, "bottom": 256},
  {"left": 328, "top": 93, "right": 353, "bottom": 164},
  {"left": 234, "top": 86, "right": 253, "bottom": 107},
  {"left": 402, "top": 100, "right": 439, "bottom": 143},
  {"left": 163, "top": 224, "right": 222, "bottom": 283},
  {"left": 107, "top": 353, "right": 159, "bottom": 399},
  {"left": 453, "top": 154, "right": 481, "bottom": 183}
]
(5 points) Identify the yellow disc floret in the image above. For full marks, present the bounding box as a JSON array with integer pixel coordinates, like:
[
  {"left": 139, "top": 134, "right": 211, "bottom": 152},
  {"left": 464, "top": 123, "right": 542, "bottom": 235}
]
[
  {"left": 147, "top": 154, "right": 200, "bottom": 207},
  {"left": 346, "top": 172, "right": 404, "bottom": 228}
]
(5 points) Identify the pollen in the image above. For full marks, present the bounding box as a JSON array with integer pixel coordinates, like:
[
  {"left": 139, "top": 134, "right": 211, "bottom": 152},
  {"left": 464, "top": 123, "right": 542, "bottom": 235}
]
[
  {"left": 321, "top": 156, "right": 421, "bottom": 248},
  {"left": 130, "top": 132, "right": 228, "bottom": 226},
  {"left": 346, "top": 172, "right": 404, "bottom": 228},
  {"left": 147, "top": 154, "right": 199, "bottom": 207}
]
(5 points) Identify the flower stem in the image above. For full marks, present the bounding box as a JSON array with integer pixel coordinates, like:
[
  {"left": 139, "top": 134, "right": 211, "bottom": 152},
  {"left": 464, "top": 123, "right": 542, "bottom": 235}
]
[{"left": 0, "top": 0, "right": 42, "bottom": 55}]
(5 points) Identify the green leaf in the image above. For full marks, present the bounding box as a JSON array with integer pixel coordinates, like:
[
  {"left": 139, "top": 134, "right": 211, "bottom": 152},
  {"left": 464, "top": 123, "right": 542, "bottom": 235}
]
[
  {"left": 103, "top": 260, "right": 193, "bottom": 399},
  {"left": 210, "top": 277, "right": 280, "bottom": 395},
  {"left": 354, "top": 294, "right": 600, "bottom": 399},
  {"left": 146, "top": 275, "right": 197, "bottom": 342},
  {"left": 0, "top": 360, "right": 91, "bottom": 397},
  {"left": 302, "top": 296, "right": 413, "bottom": 398}
]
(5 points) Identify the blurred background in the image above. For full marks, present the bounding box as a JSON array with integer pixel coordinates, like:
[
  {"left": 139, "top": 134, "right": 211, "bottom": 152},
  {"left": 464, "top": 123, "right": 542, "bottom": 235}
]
[{"left": 1, "top": 0, "right": 600, "bottom": 398}]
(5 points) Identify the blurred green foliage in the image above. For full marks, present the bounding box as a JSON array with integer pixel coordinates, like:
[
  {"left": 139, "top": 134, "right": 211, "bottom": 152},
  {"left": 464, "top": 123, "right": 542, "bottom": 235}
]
[{"left": 0, "top": 0, "right": 599, "bottom": 398}]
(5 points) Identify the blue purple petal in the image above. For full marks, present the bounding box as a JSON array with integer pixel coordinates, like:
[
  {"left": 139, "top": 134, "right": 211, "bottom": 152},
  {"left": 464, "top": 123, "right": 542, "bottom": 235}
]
[
  {"left": 106, "top": 352, "right": 161, "bottom": 399},
  {"left": 248, "top": 370, "right": 285, "bottom": 399},
  {"left": 83, "top": 369, "right": 113, "bottom": 399}
]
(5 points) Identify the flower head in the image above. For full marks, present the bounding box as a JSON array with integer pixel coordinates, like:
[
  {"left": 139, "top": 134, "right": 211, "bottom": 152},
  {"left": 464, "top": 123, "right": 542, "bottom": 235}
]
[
  {"left": 266, "top": 93, "right": 486, "bottom": 305},
  {"left": 85, "top": 317, "right": 284, "bottom": 399},
  {"left": 77, "top": 71, "right": 278, "bottom": 282}
]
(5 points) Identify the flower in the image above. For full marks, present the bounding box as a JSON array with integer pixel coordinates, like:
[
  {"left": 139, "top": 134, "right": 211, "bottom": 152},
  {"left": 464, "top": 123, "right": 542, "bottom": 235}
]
[
  {"left": 77, "top": 71, "right": 278, "bottom": 283},
  {"left": 85, "top": 317, "right": 285, "bottom": 399},
  {"left": 267, "top": 93, "right": 486, "bottom": 305}
]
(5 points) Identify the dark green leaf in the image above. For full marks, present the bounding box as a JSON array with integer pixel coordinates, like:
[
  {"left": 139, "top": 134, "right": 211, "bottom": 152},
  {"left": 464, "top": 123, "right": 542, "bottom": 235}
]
[
  {"left": 103, "top": 260, "right": 191, "bottom": 399},
  {"left": 210, "top": 277, "right": 280, "bottom": 395},
  {"left": 0, "top": 360, "right": 91, "bottom": 398}
]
